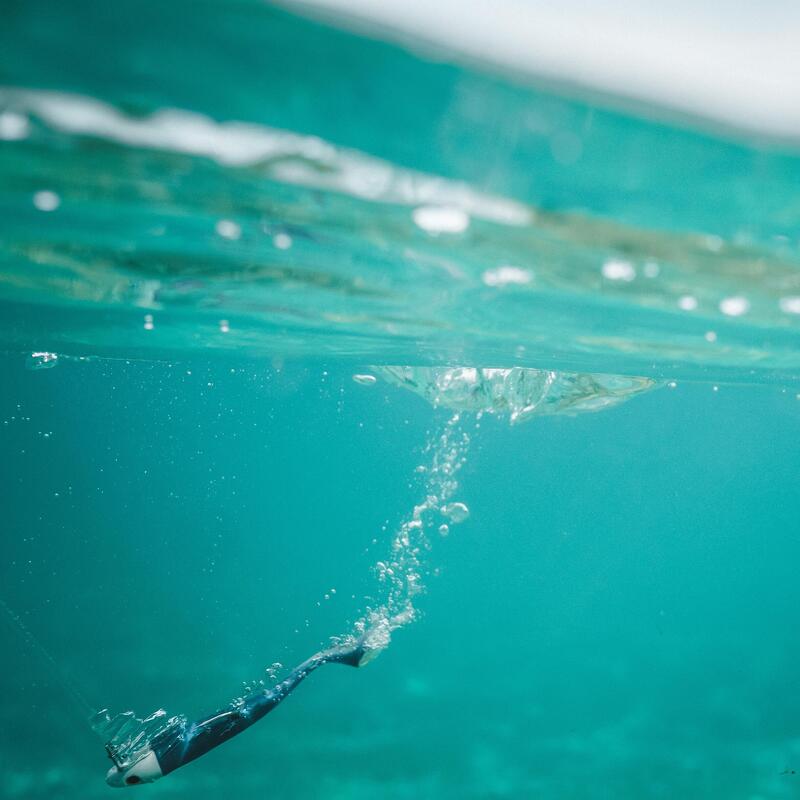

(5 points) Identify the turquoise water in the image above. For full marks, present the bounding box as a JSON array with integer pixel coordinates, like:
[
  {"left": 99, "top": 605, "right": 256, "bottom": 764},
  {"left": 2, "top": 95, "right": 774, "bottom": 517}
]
[{"left": 2, "top": 2, "right": 800, "bottom": 798}]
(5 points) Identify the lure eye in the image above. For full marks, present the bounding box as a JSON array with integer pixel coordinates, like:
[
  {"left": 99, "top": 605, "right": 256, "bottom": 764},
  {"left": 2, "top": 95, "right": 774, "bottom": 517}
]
[{"left": 126, "top": 775, "right": 142, "bottom": 785}]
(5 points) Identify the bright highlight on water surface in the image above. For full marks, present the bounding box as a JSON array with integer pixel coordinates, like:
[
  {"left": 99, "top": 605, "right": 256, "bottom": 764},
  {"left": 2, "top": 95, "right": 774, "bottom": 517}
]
[{"left": 2, "top": 81, "right": 799, "bottom": 375}]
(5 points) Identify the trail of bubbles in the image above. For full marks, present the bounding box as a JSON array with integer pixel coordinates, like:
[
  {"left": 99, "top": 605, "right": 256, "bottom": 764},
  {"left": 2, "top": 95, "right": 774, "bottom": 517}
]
[
  {"left": 89, "top": 365, "right": 655, "bottom": 769},
  {"left": 94, "top": 415, "right": 473, "bottom": 761},
  {"left": 352, "top": 412, "right": 471, "bottom": 658}
]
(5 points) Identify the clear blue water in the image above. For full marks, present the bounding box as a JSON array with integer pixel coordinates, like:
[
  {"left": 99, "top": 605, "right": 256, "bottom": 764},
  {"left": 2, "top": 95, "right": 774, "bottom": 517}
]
[{"left": 2, "top": 2, "right": 800, "bottom": 798}]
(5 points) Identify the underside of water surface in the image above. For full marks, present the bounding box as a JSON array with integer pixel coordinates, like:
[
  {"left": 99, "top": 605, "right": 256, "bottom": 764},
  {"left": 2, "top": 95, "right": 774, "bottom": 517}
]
[
  {"left": 2, "top": 0, "right": 800, "bottom": 380},
  {"left": 1, "top": 2, "right": 800, "bottom": 799}
]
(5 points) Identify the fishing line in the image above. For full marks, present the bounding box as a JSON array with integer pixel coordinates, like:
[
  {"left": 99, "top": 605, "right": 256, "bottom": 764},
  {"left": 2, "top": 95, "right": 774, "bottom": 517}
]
[{"left": 0, "top": 595, "right": 97, "bottom": 725}]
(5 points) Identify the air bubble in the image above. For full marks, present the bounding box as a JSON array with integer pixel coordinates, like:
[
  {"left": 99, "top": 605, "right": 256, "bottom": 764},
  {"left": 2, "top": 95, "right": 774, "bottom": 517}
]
[
  {"left": 33, "top": 190, "right": 60, "bottom": 211},
  {"left": 719, "top": 296, "right": 749, "bottom": 317},
  {"left": 779, "top": 296, "right": 800, "bottom": 315},
  {"left": 601, "top": 258, "right": 635, "bottom": 282},
  {"left": 26, "top": 352, "right": 58, "bottom": 371},
  {"left": 441, "top": 502, "right": 469, "bottom": 523},
  {"left": 215, "top": 219, "right": 241, "bottom": 240},
  {"left": 273, "top": 232, "right": 293, "bottom": 250},
  {"left": 0, "top": 111, "right": 30, "bottom": 140},
  {"left": 642, "top": 260, "right": 660, "bottom": 278}
]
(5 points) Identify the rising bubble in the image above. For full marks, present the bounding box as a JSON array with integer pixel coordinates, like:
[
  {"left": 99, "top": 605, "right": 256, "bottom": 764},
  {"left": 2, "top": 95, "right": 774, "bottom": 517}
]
[
  {"left": 601, "top": 258, "right": 635, "bottom": 282},
  {"left": 33, "top": 190, "right": 60, "bottom": 212},
  {"left": 26, "top": 352, "right": 58, "bottom": 370},
  {"left": 0, "top": 110, "right": 30, "bottom": 140},
  {"left": 719, "top": 296, "right": 750, "bottom": 316},
  {"left": 215, "top": 219, "right": 241, "bottom": 240},
  {"left": 273, "top": 232, "right": 293, "bottom": 250},
  {"left": 441, "top": 502, "right": 470, "bottom": 524}
]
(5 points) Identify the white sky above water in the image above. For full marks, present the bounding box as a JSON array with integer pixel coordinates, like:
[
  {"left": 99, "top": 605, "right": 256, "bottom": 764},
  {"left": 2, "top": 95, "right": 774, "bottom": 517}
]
[{"left": 282, "top": 0, "right": 800, "bottom": 143}]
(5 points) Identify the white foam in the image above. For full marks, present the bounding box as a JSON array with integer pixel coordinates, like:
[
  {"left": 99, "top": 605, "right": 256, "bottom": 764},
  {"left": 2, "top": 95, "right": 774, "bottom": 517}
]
[
  {"left": 412, "top": 205, "right": 470, "bottom": 234},
  {"left": 779, "top": 296, "right": 800, "bottom": 315},
  {"left": 601, "top": 258, "right": 636, "bottom": 282},
  {"left": 26, "top": 351, "right": 58, "bottom": 370},
  {"left": 719, "top": 296, "right": 750, "bottom": 317},
  {"left": 482, "top": 265, "right": 532, "bottom": 287},
  {"left": 0, "top": 88, "right": 532, "bottom": 227}
]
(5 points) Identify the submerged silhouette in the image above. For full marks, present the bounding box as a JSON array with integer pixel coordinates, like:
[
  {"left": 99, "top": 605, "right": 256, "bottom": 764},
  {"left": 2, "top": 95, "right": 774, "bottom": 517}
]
[{"left": 105, "top": 641, "right": 371, "bottom": 788}]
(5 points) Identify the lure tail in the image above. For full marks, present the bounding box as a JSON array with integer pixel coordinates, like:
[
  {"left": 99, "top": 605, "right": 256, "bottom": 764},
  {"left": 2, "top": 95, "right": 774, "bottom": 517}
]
[{"left": 319, "top": 639, "right": 373, "bottom": 668}]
